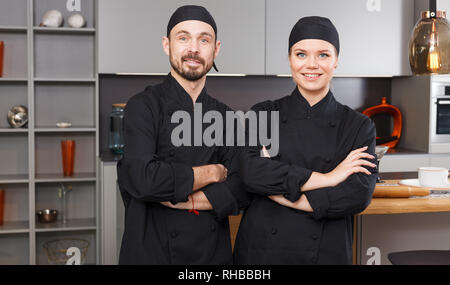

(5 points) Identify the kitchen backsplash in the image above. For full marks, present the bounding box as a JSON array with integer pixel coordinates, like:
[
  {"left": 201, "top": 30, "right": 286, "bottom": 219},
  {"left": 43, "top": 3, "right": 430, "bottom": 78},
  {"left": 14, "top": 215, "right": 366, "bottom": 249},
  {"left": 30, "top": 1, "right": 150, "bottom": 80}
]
[{"left": 99, "top": 75, "right": 392, "bottom": 156}]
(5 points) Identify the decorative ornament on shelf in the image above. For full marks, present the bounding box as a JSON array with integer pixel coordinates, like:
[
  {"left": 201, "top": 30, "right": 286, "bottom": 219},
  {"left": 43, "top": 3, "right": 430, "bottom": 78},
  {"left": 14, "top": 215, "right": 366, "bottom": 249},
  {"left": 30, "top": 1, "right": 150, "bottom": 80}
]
[
  {"left": 67, "top": 13, "right": 86, "bottom": 28},
  {"left": 61, "top": 140, "right": 75, "bottom": 176},
  {"left": 7, "top": 105, "right": 28, "bottom": 128},
  {"left": 43, "top": 238, "right": 89, "bottom": 265},
  {"left": 40, "top": 9, "right": 64, "bottom": 27},
  {"left": 58, "top": 183, "right": 72, "bottom": 225},
  {"left": 56, "top": 122, "right": 72, "bottom": 128},
  {"left": 36, "top": 209, "right": 58, "bottom": 223},
  {"left": 409, "top": 0, "right": 450, "bottom": 75}
]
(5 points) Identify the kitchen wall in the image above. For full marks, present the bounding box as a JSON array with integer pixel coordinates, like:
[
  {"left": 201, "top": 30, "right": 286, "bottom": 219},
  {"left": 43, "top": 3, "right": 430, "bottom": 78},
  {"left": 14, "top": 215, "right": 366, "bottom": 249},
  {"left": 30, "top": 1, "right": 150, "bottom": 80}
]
[{"left": 99, "top": 75, "right": 392, "bottom": 155}]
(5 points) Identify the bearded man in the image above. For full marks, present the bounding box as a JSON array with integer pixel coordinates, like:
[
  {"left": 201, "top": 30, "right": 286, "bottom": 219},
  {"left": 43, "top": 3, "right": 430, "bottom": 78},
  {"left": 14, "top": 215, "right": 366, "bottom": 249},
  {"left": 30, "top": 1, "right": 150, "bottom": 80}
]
[{"left": 116, "top": 5, "right": 249, "bottom": 265}]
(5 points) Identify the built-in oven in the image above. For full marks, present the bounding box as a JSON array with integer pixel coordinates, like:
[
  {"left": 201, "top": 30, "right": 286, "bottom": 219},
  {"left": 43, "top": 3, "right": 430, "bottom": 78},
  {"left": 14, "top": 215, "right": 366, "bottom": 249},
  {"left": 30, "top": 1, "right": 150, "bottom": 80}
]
[{"left": 431, "top": 97, "right": 450, "bottom": 143}]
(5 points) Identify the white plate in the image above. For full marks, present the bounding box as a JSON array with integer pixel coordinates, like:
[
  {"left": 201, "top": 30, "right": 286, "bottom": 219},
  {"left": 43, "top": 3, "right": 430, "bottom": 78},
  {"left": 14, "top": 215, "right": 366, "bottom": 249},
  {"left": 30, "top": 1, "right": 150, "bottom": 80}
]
[{"left": 399, "top": 178, "right": 450, "bottom": 190}]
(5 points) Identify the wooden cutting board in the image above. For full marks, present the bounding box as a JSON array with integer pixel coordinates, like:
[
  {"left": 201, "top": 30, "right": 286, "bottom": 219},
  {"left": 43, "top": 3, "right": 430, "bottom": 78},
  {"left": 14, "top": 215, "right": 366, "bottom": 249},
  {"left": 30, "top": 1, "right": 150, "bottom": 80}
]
[{"left": 374, "top": 179, "right": 430, "bottom": 198}]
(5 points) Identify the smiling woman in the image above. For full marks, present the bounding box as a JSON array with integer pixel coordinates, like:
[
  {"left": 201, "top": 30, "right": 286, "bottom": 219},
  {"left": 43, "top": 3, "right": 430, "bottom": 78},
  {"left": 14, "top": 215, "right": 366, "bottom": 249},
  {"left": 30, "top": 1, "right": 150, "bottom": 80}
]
[{"left": 234, "top": 16, "right": 378, "bottom": 265}]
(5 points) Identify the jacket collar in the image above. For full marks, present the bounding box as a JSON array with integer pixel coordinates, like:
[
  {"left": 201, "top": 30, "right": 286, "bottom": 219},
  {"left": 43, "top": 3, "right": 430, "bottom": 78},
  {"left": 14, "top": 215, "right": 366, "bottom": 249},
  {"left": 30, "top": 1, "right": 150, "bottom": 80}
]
[
  {"left": 163, "top": 73, "right": 208, "bottom": 110},
  {"left": 286, "top": 87, "right": 338, "bottom": 122}
]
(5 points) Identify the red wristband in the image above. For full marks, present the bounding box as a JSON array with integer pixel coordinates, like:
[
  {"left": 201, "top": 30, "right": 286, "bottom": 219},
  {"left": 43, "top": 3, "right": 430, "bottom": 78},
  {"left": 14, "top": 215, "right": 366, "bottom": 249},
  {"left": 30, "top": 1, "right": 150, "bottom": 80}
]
[{"left": 188, "top": 195, "right": 199, "bottom": 216}]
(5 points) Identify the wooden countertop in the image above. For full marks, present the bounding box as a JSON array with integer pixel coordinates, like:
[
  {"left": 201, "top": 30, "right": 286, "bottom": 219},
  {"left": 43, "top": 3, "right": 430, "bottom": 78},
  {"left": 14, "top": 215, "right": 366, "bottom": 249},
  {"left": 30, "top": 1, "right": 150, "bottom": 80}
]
[
  {"left": 360, "top": 196, "right": 450, "bottom": 215},
  {"left": 360, "top": 172, "right": 450, "bottom": 215}
]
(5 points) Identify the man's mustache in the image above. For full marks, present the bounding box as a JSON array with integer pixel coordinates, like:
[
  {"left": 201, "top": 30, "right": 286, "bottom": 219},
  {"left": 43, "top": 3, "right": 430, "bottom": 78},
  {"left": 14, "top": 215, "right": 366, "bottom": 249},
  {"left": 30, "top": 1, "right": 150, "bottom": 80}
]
[{"left": 181, "top": 53, "right": 205, "bottom": 65}]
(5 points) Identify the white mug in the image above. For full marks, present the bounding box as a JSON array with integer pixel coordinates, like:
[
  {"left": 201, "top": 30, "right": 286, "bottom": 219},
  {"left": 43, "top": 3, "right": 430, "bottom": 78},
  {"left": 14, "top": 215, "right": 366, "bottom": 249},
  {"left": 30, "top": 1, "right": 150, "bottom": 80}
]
[{"left": 418, "top": 167, "right": 449, "bottom": 188}]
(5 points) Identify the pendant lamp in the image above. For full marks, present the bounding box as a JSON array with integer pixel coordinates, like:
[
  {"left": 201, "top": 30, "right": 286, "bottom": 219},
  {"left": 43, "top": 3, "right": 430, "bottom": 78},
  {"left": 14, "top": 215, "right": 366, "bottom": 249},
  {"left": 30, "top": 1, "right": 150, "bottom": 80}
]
[{"left": 409, "top": 0, "right": 450, "bottom": 75}]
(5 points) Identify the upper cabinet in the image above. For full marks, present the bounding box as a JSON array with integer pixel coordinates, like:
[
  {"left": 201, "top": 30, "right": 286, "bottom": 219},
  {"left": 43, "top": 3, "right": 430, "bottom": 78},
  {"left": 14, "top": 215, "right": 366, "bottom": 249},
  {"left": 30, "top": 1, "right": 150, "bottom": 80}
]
[
  {"left": 266, "top": 0, "right": 414, "bottom": 76},
  {"left": 438, "top": 0, "right": 450, "bottom": 13},
  {"left": 98, "top": 0, "right": 265, "bottom": 75},
  {"left": 99, "top": 0, "right": 420, "bottom": 76}
]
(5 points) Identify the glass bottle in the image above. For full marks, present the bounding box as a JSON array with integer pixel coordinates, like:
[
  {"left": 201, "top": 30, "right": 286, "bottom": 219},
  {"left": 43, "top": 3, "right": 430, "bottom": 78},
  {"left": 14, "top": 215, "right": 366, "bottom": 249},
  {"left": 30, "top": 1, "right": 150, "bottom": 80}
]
[{"left": 109, "top": 103, "right": 125, "bottom": 154}]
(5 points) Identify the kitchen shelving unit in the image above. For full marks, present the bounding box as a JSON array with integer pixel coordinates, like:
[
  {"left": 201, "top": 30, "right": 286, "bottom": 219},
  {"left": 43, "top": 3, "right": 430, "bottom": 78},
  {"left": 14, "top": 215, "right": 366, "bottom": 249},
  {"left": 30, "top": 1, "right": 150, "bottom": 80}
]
[{"left": 0, "top": 0, "right": 99, "bottom": 265}]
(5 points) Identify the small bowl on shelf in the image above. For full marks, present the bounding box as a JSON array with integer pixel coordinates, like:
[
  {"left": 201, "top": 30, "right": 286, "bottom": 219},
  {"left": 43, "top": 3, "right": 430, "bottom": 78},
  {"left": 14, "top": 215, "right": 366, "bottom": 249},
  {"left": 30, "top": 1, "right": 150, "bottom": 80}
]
[
  {"left": 36, "top": 209, "right": 58, "bottom": 223},
  {"left": 56, "top": 122, "right": 72, "bottom": 128}
]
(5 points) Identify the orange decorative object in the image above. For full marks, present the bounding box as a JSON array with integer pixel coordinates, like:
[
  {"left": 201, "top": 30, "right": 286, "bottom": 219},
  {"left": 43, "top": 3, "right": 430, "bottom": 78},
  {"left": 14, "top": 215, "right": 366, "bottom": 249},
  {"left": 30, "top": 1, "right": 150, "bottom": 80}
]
[
  {"left": 362, "top": 97, "right": 402, "bottom": 148},
  {"left": 61, "top": 140, "right": 75, "bottom": 176}
]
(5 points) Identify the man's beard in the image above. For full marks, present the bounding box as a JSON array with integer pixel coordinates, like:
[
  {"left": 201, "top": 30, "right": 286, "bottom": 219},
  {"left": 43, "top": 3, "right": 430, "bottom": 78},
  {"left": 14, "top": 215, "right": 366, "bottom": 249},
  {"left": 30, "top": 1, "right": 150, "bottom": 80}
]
[{"left": 170, "top": 52, "right": 213, "bottom": 81}]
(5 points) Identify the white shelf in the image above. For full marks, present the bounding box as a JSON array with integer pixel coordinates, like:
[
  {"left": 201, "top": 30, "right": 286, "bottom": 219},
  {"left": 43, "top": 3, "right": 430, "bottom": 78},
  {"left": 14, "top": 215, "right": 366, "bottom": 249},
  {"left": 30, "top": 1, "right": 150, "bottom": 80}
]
[
  {"left": 0, "top": 26, "right": 27, "bottom": 33},
  {"left": 0, "top": 77, "right": 28, "bottom": 82},
  {"left": 34, "top": 78, "right": 96, "bottom": 83},
  {"left": 0, "top": 174, "right": 29, "bottom": 184},
  {"left": 35, "top": 218, "right": 96, "bottom": 232},
  {"left": 35, "top": 173, "right": 96, "bottom": 183},
  {"left": 0, "top": 128, "right": 28, "bottom": 133},
  {"left": 34, "top": 127, "right": 96, "bottom": 133},
  {"left": 0, "top": 221, "right": 29, "bottom": 235},
  {"left": 33, "top": 27, "right": 95, "bottom": 34}
]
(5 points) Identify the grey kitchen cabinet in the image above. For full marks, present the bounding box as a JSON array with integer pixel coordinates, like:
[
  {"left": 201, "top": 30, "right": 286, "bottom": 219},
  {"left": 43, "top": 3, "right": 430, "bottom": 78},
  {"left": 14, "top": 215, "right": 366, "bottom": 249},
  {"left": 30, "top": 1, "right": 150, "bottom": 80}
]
[
  {"left": 429, "top": 154, "right": 450, "bottom": 169},
  {"left": 99, "top": 159, "right": 123, "bottom": 265},
  {"left": 378, "top": 153, "right": 430, "bottom": 172},
  {"left": 415, "top": 0, "right": 450, "bottom": 21},
  {"left": 266, "top": 0, "right": 414, "bottom": 76},
  {"left": 437, "top": 0, "right": 450, "bottom": 14},
  {"left": 357, "top": 213, "right": 450, "bottom": 265},
  {"left": 98, "top": 0, "right": 265, "bottom": 75},
  {"left": 379, "top": 153, "right": 450, "bottom": 173}
]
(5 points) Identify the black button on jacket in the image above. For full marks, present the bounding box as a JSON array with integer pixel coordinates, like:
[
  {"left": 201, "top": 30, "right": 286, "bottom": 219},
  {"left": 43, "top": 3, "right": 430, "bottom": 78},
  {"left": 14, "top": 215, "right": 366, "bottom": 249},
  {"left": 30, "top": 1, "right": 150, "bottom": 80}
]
[
  {"left": 117, "top": 74, "right": 249, "bottom": 265},
  {"left": 234, "top": 88, "right": 377, "bottom": 265}
]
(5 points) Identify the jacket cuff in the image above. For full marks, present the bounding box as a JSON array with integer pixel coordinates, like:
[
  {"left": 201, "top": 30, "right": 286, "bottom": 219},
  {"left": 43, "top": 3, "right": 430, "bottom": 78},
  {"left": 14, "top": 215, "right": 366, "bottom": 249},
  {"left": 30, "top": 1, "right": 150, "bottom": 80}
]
[
  {"left": 285, "top": 165, "right": 313, "bottom": 202},
  {"left": 171, "top": 162, "right": 194, "bottom": 202},
  {"left": 304, "top": 187, "right": 331, "bottom": 220},
  {"left": 203, "top": 183, "right": 238, "bottom": 220}
]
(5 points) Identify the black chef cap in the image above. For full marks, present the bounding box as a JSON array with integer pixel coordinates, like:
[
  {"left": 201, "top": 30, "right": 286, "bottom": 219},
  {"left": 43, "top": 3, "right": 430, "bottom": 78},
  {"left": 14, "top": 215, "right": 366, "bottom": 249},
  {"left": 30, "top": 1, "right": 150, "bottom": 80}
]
[
  {"left": 288, "top": 16, "right": 340, "bottom": 55},
  {"left": 167, "top": 5, "right": 219, "bottom": 72}
]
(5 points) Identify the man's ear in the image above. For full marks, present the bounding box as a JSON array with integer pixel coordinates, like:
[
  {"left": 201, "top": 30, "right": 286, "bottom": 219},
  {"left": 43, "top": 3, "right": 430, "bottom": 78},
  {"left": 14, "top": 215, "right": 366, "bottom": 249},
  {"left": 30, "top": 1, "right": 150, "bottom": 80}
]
[
  {"left": 162, "top": 36, "right": 170, "bottom": 56},
  {"left": 214, "top": 40, "right": 221, "bottom": 59}
]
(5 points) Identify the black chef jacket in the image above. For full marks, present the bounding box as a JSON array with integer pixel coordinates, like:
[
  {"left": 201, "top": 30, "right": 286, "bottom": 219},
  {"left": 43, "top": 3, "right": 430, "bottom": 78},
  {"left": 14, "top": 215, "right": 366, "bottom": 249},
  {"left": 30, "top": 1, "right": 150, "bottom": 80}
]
[
  {"left": 234, "top": 88, "right": 377, "bottom": 265},
  {"left": 117, "top": 74, "right": 249, "bottom": 265}
]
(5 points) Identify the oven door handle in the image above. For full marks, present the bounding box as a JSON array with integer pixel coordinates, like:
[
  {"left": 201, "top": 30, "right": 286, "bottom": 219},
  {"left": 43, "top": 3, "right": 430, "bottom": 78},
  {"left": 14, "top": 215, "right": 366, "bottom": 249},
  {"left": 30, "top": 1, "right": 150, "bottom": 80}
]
[{"left": 437, "top": 100, "right": 450, "bottom": 105}]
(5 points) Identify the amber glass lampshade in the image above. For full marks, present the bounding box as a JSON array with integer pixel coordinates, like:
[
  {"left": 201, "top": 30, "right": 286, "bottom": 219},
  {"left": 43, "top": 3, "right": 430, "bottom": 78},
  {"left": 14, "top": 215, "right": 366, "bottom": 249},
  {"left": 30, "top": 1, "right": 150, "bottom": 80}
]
[{"left": 409, "top": 11, "right": 450, "bottom": 75}]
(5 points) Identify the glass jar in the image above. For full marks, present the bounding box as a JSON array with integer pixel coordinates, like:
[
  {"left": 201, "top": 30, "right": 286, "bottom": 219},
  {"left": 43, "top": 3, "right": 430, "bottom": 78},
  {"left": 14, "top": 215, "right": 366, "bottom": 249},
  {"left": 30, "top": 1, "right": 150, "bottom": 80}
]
[
  {"left": 109, "top": 103, "right": 126, "bottom": 154},
  {"left": 409, "top": 11, "right": 450, "bottom": 75}
]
